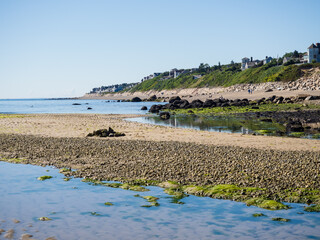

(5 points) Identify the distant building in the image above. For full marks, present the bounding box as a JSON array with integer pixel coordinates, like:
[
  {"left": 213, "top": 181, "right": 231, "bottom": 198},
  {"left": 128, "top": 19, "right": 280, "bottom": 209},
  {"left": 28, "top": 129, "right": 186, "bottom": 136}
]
[
  {"left": 308, "top": 43, "right": 320, "bottom": 63},
  {"left": 263, "top": 56, "right": 273, "bottom": 65},
  {"left": 241, "top": 57, "right": 250, "bottom": 71},
  {"left": 193, "top": 75, "right": 202, "bottom": 80},
  {"left": 241, "top": 57, "right": 260, "bottom": 70},
  {"left": 283, "top": 56, "right": 292, "bottom": 64}
]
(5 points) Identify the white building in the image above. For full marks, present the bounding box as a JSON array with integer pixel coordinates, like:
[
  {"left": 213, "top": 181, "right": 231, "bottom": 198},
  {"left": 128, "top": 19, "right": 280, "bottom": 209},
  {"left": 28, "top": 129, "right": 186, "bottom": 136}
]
[{"left": 308, "top": 43, "right": 320, "bottom": 63}]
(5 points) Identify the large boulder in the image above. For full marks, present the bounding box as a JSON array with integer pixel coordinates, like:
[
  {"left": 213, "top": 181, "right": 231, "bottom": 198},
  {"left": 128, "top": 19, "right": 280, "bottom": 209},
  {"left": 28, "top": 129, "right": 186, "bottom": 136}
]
[
  {"left": 131, "top": 97, "right": 142, "bottom": 102},
  {"left": 141, "top": 106, "right": 148, "bottom": 110},
  {"left": 87, "top": 127, "right": 125, "bottom": 137},
  {"left": 190, "top": 99, "right": 203, "bottom": 108},
  {"left": 203, "top": 99, "right": 215, "bottom": 108},
  {"left": 149, "top": 104, "right": 163, "bottom": 113},
  {"left": 148, "top": 95, "right": 157, "bottom": 101},
  {"left": 169, "top": 96, "right": 181, "bottom": 103}
]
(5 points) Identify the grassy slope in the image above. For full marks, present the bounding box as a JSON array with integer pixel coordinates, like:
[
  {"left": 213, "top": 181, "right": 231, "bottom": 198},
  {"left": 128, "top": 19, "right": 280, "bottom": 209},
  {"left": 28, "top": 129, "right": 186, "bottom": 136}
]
[{"left": 129, "top": 63, "right": 320, "bottom": 92}]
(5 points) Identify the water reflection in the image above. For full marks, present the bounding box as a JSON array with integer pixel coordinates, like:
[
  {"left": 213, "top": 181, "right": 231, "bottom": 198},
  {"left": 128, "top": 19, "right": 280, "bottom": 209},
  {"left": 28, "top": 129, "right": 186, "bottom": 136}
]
[{"left": 128, "top": 114, "right": 320, "bottom": 139}]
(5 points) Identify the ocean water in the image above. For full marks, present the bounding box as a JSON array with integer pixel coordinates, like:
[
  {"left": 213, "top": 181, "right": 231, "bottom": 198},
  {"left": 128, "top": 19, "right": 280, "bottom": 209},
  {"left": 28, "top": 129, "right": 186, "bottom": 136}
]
[
  {"left": 0, "top": 98, "right": 161, "bottom": 115},
  {"left": 1, "top": 162, "right": 320, "bottom": 240}
]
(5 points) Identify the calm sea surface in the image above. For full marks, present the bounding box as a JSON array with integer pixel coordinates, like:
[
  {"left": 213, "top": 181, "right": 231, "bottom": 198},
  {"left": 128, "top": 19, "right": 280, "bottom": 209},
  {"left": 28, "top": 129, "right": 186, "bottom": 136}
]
[
  {"left": 1, "top": 162, "right": 320, "bottom": 240},
  {"left": 1, "top": 99, "right": 320, "bottom": 239},
  {"left": 0, "top": 98, "right": 160, "bottom": 114}
]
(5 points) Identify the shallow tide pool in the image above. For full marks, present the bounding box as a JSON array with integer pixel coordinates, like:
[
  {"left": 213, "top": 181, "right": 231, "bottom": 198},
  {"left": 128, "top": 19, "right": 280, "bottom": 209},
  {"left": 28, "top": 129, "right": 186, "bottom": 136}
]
[{"left": 0, "top": 162, "right": 320, "bottom": 240}]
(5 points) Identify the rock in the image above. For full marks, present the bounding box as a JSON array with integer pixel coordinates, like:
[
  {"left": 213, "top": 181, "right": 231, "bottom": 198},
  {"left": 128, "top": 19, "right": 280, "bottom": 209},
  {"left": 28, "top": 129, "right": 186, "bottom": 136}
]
[
  {"left": 148, "top": 95, "right": 157, "bottom": 101},
  {"left": 203, "top": 99, "right": 215, "bottom": 108},
  {"left": 87, "top": 128, "right": 125, "bottom": 137},
  {"left": 149, "top": 104, "right": 163, "bottom": 113},
  {"left": 72, "top": 103, "right": 81, "bottom": 105},
  {"left": 4, "top": 229, "right": 14, "bottom": 239},
  {"left": 190, "top": 100, "right": 203, "bottom": 108},
  {"left": 131, "top": 97, "right": 142, "bottom": 102},
  {"left": 141, "top": 106, "right": 148, "bottom": 110},
  {"left": 87, "top": 107, "right": 92, "bottom": 110},
  {"left": 159, "top": 112, "right": 170, "bottom": 120},
  {"left": 305, "top": 95, "right": 320, "bottom": 101},
  {"left": 169, "top": 96, "right": 181, "bottom": 103},
  {"left": 265, "top": 89, "right": 273, "bottom": 92}
]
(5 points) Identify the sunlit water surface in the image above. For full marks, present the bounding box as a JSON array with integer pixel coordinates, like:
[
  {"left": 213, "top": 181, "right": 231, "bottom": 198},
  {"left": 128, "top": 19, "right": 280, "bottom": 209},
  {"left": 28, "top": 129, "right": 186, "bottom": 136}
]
[{"left": 1, "top": 162, "right": 320, "bottom": 240}]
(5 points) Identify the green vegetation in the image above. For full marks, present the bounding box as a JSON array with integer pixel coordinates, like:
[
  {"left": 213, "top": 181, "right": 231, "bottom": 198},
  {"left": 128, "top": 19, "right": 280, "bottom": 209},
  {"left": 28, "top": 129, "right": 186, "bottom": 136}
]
[
  {"left": 245, "top": 198, "right": 289, "bottom": 210},
  {"left": 304, "top": 204, "right": 320, "bottom": 212},
  {"left": 169, "top": 103, "right": 320, "bottom": 116},
  {"left": 0, "top": 114, "right": 25, "bottom": 119},
  {"left": 59, "top": 168, "right": 71, "bottom": 174},
  {"left": 0, "top": 157, "right": 26, "bottom": 164},
  {"left": 272, "top": 217, "right": 290, "bottom": 222},
  {"left": 37, "top": 175, "right": 53, "bottom": 181},
  {"left": 82, "top": 178, "right": 149, "bottom": 192},
  {"left": 252, "top": 213, "right": 267, "bottom": 217},
  {"left": 129, "top": 62, "right": 320, "bottom": 92},
  {"left": 104, "top": 202, "right": 114, "bottom": 206}
]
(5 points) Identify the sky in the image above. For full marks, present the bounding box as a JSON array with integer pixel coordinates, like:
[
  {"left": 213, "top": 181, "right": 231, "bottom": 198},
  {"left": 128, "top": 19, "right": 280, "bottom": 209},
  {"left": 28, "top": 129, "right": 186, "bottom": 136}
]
[{"left": 0, "top": 0, "right": 320, "bottom": 98}]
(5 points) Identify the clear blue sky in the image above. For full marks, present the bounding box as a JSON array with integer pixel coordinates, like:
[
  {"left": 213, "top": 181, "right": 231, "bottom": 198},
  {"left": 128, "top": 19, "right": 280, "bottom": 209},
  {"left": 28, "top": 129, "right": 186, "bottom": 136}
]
[{"left": 1, "top": 0, "right": 319, "bottom": 98}]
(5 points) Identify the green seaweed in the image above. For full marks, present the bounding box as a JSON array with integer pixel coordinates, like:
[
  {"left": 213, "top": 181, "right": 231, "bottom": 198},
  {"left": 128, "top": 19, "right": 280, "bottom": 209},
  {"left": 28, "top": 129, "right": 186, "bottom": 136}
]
[
  {"left": 81, "top": 178, "right": 149, "bottom": 192},
  {"left": 59, "top": 168, "right": 71, "bottom": 174},
  {"left": 37, "top": 175, "right": 53, "bottom": 181},
  {"left": 142, "top": 196, "right": 159, "bottom": 202},
  {"left": 252, "top": 213, "right": 266, "bottom": 217},
  {"left": 272, "top": 217, "right": 290, "bottom": 222},
  {"left": 245, "top": 198, "right": 289, "bottom": 210},
  {"left": 304, "top": 204, "right": 320, "bottom": 212},
  {"left": 63, "top": 177, "right": 71, "bottom": 181},
  {"left": 104, "top": 202, "right": 113, "bottom": 206},
  {"left": 289, "top": 132, "right": 305, "bottom": 138},
  {"left": 0, "top": 157, "right": 26, "bottom": 164}
]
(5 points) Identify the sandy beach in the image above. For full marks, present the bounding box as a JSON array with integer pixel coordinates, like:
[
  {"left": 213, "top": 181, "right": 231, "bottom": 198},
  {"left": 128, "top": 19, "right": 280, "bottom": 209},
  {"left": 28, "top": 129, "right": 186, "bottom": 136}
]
[{"left": 1, "top": 113, "right": 320, "bottom": 152}]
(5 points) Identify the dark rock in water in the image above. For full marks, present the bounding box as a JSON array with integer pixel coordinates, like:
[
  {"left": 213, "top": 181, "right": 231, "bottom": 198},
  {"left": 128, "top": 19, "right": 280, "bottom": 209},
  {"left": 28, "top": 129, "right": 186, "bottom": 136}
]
[
  {"left": 87, "top": 127, "right": 125, "bottom": 137},
  {"left": 149, "top": 104, "right": 163, "bottom": 113},
  {"left": 131, "top": 97, "right": 142, "bottom": 102},
  {"left": 190, "top": 99, "right": 203, "bottom": 108},
  {"left": 169, "top": 96, "right": 181, "bottom": 103},
  {"left": 159, "top": 112, "right": 170, "bottom": 120},
  {"left": 87, "top": 107, "right": 92, "bottom": 110},
  {"left": 72, "top": 103, "right": 81, "bottom": 105},
  {"left": 117, "top": 100, "right": 121, "bottom": 102},
  {"left": 141, "top": 106, "right": 148, "bottom": 110}
]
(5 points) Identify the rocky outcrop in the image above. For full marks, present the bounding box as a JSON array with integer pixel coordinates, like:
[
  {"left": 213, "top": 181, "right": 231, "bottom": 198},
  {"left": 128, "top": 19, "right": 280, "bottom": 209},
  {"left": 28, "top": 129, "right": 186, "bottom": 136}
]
[
  {"left": 87, "top": 127, "right": 125, "bottom": 137},
  {"left": 149, "top": 94, "right": 320, "bottom": 113}
]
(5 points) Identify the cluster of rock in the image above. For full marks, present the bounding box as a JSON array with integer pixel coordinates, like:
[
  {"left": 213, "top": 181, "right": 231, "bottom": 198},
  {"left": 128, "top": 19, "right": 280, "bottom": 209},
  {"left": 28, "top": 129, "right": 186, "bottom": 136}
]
[
  {"left": 87, "top": 127, "right": 125, "bottom": 137},
  {"left": 148, "top": 95, "right": 320, "bottom": 113},
  {"left": 128, "top": 95, "right": 157, "bottom": 102}
]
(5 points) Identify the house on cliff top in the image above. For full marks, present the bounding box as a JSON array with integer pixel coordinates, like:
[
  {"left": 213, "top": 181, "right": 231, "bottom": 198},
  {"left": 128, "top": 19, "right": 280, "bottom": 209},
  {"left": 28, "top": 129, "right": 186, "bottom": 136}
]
[{"left": 308, "top": 43, "right": 320, "bottom": 63}]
